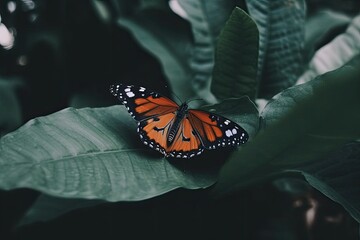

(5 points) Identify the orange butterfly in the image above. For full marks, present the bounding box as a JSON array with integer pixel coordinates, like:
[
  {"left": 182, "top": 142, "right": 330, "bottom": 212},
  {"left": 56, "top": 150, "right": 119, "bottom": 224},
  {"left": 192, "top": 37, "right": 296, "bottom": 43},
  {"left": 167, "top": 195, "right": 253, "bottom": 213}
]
[{"left": 110, "top": 84, "right": 248, "bottom": 158}]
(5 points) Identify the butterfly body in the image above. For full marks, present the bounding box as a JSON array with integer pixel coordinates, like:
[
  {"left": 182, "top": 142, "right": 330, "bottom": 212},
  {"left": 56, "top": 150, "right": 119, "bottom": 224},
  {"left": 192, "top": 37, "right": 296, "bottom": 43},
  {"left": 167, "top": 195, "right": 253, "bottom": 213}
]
[
  {"left": 167, "top": 102, "right": 188, "bottom": 146},
  {"left": 110, "top": 84, "right": 248, "bottom": 158}
]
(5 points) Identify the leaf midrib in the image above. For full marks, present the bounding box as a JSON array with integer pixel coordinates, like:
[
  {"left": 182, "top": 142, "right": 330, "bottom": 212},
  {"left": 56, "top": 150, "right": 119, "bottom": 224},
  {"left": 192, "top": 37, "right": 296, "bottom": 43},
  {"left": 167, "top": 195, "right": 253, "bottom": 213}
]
[{"left": 0, "top": 148, "right": 150, "bottom": 167}]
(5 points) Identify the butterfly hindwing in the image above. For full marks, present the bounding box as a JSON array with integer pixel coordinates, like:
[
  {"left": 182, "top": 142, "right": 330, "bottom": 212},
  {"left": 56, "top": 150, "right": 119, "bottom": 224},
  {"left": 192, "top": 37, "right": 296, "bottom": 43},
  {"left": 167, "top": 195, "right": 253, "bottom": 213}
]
[
  {"left": 110, "top": 84, "right": 179, "bottom": 121},
  {"left": 187, "top": 109, "right": 248, "bottom": 150}
]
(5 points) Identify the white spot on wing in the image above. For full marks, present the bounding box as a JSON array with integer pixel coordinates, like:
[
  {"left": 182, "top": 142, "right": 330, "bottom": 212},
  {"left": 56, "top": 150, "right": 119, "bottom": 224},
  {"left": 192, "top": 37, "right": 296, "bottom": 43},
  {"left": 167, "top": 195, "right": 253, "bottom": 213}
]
[
  {"left": 126, "top": 92, "right": 135, "bottom": 98},
  {"left": 225, "top": 130, "right": 232, "bottom": 137},
  {"left": 232, "top": 129, "right": 237, "bottom": 135}
]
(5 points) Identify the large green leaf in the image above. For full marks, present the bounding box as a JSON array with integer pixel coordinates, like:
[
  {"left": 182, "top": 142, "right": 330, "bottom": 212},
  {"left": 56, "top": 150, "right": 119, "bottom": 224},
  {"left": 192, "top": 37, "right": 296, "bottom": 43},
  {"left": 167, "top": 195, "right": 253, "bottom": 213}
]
[
  {"left": 177, "top": 0, "right": 235, "bottom": 103},
  {"left": 0, "top": 107, "right": 208, "bottom": 201},
  {"left": 211, "top": 7, "right": 259, "bottom": 101},
  {"left": 246, "top": 0, "right": 306, "bottom": 98},
  {"left": 299, "top": 142, "right": 360, "bottom": 222},
  {"left": 0, "top": 79, "right": 22, "bottom": 137},
  {"left": 0, "top": 97, "right": 258, "bottom": 204},
  {"left": 303, "top": 9, "right": 352, "bottom": 62},
  {"left": 213, "top": 65, "right": 360, "bottom": 221},
  {"left": 297, "top": 14, "right": 360, "bottom": 84},
  {"left": 17, "top": 97, "right": 259, "bottom": 225},
  {"left": 115, "top": 6, "right": 195, "bottom": 100}
]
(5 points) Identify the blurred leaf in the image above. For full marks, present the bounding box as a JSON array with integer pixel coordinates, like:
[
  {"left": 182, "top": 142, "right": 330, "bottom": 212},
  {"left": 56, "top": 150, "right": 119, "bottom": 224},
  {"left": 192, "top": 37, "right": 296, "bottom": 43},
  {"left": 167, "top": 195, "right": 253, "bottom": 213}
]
[
  {"left": 272, "top": 178, "right": 311, "bottom": 196},
  {"left": 0, "top": 97, "right": 258, "bottom": 221},
  {"left": 213, "top": 65, "right": 360, "bottom": 221},
  {"left": 116, "top": 8, "right": 195, "bottom": 100},
  {"left": 211, "top": 7, "right": 259, "bottom": 101},
  {"left": 138, "top": 0, "right": 169, "bottom": 11},
  {"left": 0, "top": 79, "right": 22, "bottom": 137},
  {"left": 246, "top": 0, "right": 306, "bottom": 98},
  {"left": 297, "top": 14, "right": 360, "bottom": 84},
  {"left": 304, "top": 9, "right": 352, "bottom": 61},
  {"left": 177, "top": 0, "right": 235, "bottom": 103}
]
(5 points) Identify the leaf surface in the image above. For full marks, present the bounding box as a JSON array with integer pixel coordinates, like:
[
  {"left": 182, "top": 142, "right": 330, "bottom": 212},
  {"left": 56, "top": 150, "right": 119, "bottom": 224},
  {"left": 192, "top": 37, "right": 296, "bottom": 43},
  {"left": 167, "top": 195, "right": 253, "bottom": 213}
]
[
  {"left": 297, "top": 14, "right": 360, "bottom": 84},
  {"left": 0, "top": 98, "right": 258, "bottom": 202},
  {"left": 246, "top": 0, "right": 306, "bottom": 98},
  {"left": 211, "top": 7, "right": 259, "bottom": 101},
  {"left": 214, "top": 65, "right": 360, "bottom": 222},
  {"left": 177, "top": 0, "right": 235, "bottom": 102}
]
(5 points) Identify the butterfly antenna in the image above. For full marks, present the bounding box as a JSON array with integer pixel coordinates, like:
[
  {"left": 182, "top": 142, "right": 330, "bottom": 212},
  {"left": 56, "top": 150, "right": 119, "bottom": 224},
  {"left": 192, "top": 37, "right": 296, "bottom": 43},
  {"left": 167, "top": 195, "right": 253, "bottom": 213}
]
[
  {"left": 186, "top": 98, "right": 204, "bottom": 104},
  {"left": 165, "top": 85, "right": 183, "bottom": 104}
]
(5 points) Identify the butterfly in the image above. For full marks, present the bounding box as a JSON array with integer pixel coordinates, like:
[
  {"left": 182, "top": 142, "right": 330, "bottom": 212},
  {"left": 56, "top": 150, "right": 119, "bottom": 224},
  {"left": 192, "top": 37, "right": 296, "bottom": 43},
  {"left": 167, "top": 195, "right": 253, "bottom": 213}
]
[{"left": 110, "top": 84, "right": 249, "bottom": 158}]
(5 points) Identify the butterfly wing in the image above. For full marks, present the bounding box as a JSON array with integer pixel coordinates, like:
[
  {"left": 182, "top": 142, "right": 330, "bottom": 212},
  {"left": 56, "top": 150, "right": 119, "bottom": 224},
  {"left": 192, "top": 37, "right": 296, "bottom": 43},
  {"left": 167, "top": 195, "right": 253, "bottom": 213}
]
[
  {"left": 137, "top": 113, "right": 204, "bottom": 158},
  {"left": 110, "top": 84, "right": 248, "bottom": 158},
  {"left": 111, "top": 84, "right": 200, "bottom": 157},
  {"left": 110, "top": 84, "right": 179, "bottom": 121},
  {"left": 187, "top": 109, "right": 248, "bottom": 150}
]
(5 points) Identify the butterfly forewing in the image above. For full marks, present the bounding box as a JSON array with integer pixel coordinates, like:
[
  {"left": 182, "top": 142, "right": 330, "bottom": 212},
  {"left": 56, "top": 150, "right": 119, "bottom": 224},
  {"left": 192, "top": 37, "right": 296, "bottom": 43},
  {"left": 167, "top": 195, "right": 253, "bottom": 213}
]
[
  {"left": 110, "top": 84, "right": 179, "bottom": 121},
  {"left": 187, "top": 109, "right": 248, "bottom": 150}
]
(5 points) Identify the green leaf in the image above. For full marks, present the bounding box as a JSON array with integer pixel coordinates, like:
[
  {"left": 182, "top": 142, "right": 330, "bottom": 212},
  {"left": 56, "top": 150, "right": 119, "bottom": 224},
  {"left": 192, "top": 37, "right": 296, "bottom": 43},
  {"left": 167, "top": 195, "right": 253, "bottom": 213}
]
[
  {"left": 211, "top": 7, "right": 259, "bottom": 101},
  {"left": 0, "top": 79, "right": 22, "bottom": 137},
  {"left": 299, "top": 142, "right": 360, "bottom": 222},
  {"left": 19, "top": 97, "right": 259, "bottom": 226},
  {"left": 116, "top": 7, "right": 195, "bottom": 100},
  {"left": 246, "top": 0, "right": 306, "bottom": 98},
  {"left": 177, "top": 0, "right": 235, "bottom": 102},
  {"left": 297, "top": 14, "right": 360, "bottom": 84},
  {"left": 0, "top": 97, "right": 258, "bottom": 204},
  {"left": 303, "top": 10, "right": 352, "bottom": 62},
  {"left": 0, "top": 106, "right": 211, "bottom": 201},
  {"left": 213, "top": 65, "right": 360, "bottom": 221}
]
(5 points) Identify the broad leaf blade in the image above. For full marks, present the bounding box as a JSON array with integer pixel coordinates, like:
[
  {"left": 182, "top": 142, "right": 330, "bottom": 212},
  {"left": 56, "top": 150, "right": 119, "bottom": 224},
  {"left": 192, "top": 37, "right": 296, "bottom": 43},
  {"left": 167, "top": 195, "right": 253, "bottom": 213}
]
[
  {"left": 211, "top": 7, "right": 259, "bottom": 101},
  {"left": 297, "top": 14, "right": 360, "bottom": 84},
  {"left": 1, "top": 97, "right": 258, "bottom": 225},
  {"left": 0, "top": 106, "right": 216, "bottom": 202},
  {"left": 247, "top": 0, "right": 306, "bottom": 98},
  {"left": 299, "top": 142, "right": 360, "bottom": 222},
  {"left": 303, "top": 10, "right": 352, "bottom": 62},
  {"left": 20, "top": 98, "right": 259, "bottom": 225},
  {"left": 117, "top": 9, "right": 195, "bottom": 100},
  {"left": 0, "top": 79, "right": 22, "bottom": 136},
  {"left": 213, "top": 65, "right": 360, "bottom": 221},
  {"left": 245, "top": 0, "right": 270, "bottom": 88},
  {"left": 177, "top": 0, "right": 235, "bottom": 102}
]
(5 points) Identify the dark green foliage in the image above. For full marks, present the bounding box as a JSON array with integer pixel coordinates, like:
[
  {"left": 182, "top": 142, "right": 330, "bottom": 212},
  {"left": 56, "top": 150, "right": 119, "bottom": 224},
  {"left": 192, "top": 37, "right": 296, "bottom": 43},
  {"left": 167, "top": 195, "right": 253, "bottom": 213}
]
[
  {"left": 0, "top": 99, "right": 258, "bottom": 201},
  {"left": 0, "top": 1, "right": 359, "bottom": 239},
  {"left": 212, "top": 7, "right": 259, "bottom": 101},
  {"left": 214, "top": 65, "right": 360, "bottom": 222}
]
